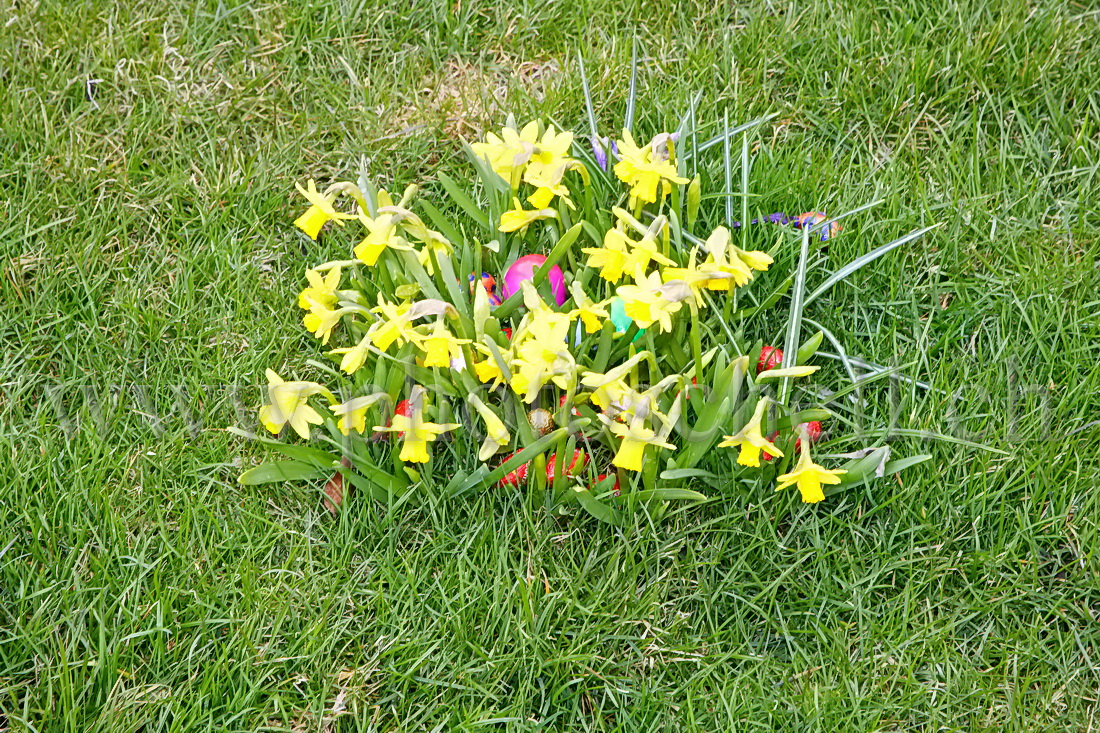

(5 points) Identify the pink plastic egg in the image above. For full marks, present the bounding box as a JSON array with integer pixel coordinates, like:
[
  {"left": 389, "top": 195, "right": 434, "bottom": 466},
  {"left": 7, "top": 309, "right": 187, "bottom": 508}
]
[{"left": 501, "top": 254, "right": 567, "bottom": 306}]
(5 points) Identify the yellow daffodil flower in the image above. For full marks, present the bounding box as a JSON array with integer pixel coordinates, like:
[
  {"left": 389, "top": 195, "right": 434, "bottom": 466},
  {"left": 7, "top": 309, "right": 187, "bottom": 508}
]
[
  {"left": 736, "top": 247, "right": 774, "bottom": 272},
  {"left": 371, "top": 388, "right": 459, "bottom": 463},
  {"left": 582, "top": 227, "right": 631, "bottom": 283},
  {"left": 529, "top": 125, "right": 574, "bottom": 167},
  {"left": 354, "top": 212, "right": 413, "bottom": 266},
  {"left": 332, "top": 394, "right": 388, "bottom": 436},
  {"left": 298, "top": 266, "right": 342, "bottom": 309},
  {"left": 302, "top": 296, "right": 355, "bottom": 345},
  {"left": 473, "top": 342, "right": 511, "bottom": 387},
  {"left": 474, "top": 355, "right": 506, "bottom": 385},
  {"left": 294, "top": 179, "right": 355, "bottom": 240},
  {"left": 329, "top": 334, "right": 371, "bottom": 374},
  {"left": 718, "top": 397, "right": 783, "bottom": 467},
  {"left": 509, "top": 344, "right": 576, "bottom": 402},
  {"left": 499, "top": 198, "right": 557, "bottom": 233},
  {"left": 525, "top": 175, "right": 571, "bottom": 209},
  {"left": 568, "top": 282, "right": 609, "bottom": 334},
  {"left": 774, "top": 432, "right": 847, "bottom": 503},
  {"left": 419, "top": 320, "right": 471, "bottom": 369},
  {"left": 616, "top": 270, "right": 685, "bottom": 333},
  {"left": 257, "top": 369, "right": 333, "bottom": 439},
  {"left": 612, "top": 130, "right": 689, "bottom": 205},
  {"left": 621, "top": 230, "right": 676, "bottom": 275},
  {"left": 603, "top": 416, "right": 676, "bottom": 472},
  {"left": 468, "top": 394, "right": 512, "bottom": 461},
  {"left": 506, "top": 291, "right": 577, "bottom": 402},
  {"left": 470, "top": 120, "right": 540, "bottom": 183},
  {"left": 368, "top": 297, "right": 420, "bottom": 352},
  {"left": 580, "top": 352, "right": 649, "bottom": 411},
  {"left": 522, "top": 125, "right": 578, "bottom": 207},
  {"left": 698, "top": 226, "right": 771, "bottom": 289},
  {"left": 662, "top": 250, "right": 725, "bottom": 307},
  {"left": 415, "top": 231, "right": 454, "bottom": 276}
]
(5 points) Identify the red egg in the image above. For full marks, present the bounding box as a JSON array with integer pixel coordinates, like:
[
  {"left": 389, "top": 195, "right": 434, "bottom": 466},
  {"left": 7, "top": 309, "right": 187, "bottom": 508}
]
[{"left": 757, "top": 345, "right": 784, "bottom": 374}]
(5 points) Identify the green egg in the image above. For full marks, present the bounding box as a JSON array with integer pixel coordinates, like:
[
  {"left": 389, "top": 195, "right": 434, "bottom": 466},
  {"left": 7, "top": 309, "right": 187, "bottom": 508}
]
[{"left": 609, "top": 297, "right": 645, "bottom": 342}]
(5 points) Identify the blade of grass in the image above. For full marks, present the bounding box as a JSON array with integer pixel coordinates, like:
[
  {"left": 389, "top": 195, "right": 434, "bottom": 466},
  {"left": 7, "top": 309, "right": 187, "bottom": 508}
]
[
  {"left": 779, "top": 226, "right": 811, "bottom": 405},
  {"left": 804, "top": 223, "right": 941, "bottom": 306},
  {"left": 624, "top": 36, "right": 638, "bottom": 134},
  {"left": 683, "top": 113, "right": 780, "bottom": 160}
]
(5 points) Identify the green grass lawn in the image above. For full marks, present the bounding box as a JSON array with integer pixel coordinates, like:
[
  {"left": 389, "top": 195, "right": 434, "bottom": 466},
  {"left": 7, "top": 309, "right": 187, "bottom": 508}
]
[{"left": 3, "top": 0, "right": 1100, "bottom": 729}]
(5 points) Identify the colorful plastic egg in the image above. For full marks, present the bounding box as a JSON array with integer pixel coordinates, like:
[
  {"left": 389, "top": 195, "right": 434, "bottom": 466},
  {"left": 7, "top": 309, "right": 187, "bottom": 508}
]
[
  {"left": 609, "top": 297, "right": 645, "bottom": 341},
  {"left": 501, "top": 254, "right": 567, "bottom": 306}
]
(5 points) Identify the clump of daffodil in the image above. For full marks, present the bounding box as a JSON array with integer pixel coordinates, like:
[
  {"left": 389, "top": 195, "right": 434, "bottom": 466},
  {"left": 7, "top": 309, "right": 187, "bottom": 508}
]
[
  {"left": 718, "top": 397, "right": 784, "bottom": 468},
  {"left": 258, "top": 369, "right": 334, "bottom": 439},
  {"left": 774, "top": 425, "right": 847, "bottom": 503},
  {"left": 253, "top": 111, "right": 908, "bottom": 514},
  {"left": 613, "top": 130, "right": 689, "bottom": 205},
  {"left": 372, "top": 386, "right": 460, "bottom": 464},
  {"left": 293, "top": 179, "right": 357, "bottom": 240}
]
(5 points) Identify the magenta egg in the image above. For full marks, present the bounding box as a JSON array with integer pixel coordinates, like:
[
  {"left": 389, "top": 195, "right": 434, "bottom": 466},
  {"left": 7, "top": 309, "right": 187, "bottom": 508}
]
[{"left": 501, "top": 254, "right": 567, "bottom": 306}]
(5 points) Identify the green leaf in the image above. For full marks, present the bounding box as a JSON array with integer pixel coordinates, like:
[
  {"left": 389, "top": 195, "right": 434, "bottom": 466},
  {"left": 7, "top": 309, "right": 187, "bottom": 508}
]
[
  {"left": 882, "top": 454, "right": 933, "bottom": 474},
  {"left": 238, "top": 461, "right": 327, "bottom": 485},
  {"left": 780, "top": 226, "right": 811, "bottom": 405},
  {"left": 773, "top": 408, "right": 833, "bottom": 432},
  {"left": 573, "top": 487, "right": 624, "bottom": 526},
  {"left": 418, "top": 199, "right": 465, "bottom": 250},
  {"left": 686, "top": 176, "right": 701, "bottom": 229},
  {"left": 337, "top": 466, "right": 395, "bottom": 504},
  {"left": 631, "top": 488, "right": 708, "bottom": 502},
  {"left": 227, "top": 428, "right": 339, "bottom": 469},
  {"left": 436, "top": 171, "right": 490, "bottom": 231},
  {"left": 659, "top": 468, "right": 717, "bottom": 481},
  {"left": 826, "top": 452, "right": 932, "bottom": 496},
  {"left": 835, "top": 447, "right": 891, "bottom": 485},
  {"left": 796, "top": 331, "right": 824, "bottom": 365},
  {"left": 577, "top": 50, "right": 599, "bottom": 141}
]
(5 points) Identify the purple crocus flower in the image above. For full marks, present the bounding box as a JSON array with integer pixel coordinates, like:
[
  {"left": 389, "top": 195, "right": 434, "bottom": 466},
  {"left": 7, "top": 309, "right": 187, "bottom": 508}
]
[{"left": 591, "top": 136, "right": 616, "bottom": 171}]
